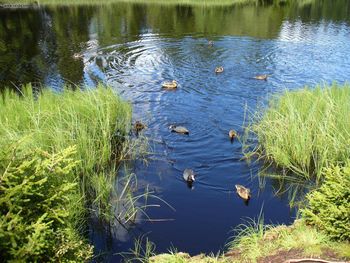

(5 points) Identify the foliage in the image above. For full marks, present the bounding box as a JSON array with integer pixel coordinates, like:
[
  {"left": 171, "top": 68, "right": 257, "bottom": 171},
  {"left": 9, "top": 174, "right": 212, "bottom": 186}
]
[
  {"left": 243, "top": 83, "right": 350, "bottom": 182},
  {"left": 301, "top": 162, "right": 350, "bottom": 241},
  {"left": 0, "top": 146, "right": 93, "bottom": 262}
]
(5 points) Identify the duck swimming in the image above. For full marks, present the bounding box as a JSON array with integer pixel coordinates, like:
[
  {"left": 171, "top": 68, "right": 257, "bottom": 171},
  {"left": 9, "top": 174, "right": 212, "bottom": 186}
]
[
  {"left": 134, "top": 121, "right": 146, "bottom": 132},
  {"left": 235, "top": 184, "right": 251, "bottom": 201},
  {"left": 169, "top": 125, "right": 189, "bottom": 135},
  {"left": 215, "top": 66, "right": 224, "bottom": 73},
  {"left": 254, "top": 74, "right": 268, "bottom": 80},
  {"left": 229, "top": 129, "right": 237, "bottom": 141},
  {"left": 183, "top": 169, "right": 195, "bottom": 183},
  {"left": 162, "top": 80, "right": 178, "bottom": 89}
]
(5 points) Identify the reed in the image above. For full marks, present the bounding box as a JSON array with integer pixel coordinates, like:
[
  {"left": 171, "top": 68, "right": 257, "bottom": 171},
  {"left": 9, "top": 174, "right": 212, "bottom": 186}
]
[{"left": 243, "top": 83, "right": 350, "bottom": 183}]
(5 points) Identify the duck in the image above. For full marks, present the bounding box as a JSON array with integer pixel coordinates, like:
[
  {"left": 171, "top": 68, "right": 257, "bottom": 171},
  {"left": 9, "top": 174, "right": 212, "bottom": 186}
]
[
  {"left": 235, "top": 184, "right": 251, "bottom": 201},
  {"left": 183, "top": 169, "right": 195, "bottom": 183},
  {"left": 215, "top": 66, "right": 224, "bottom": 73},
  {"left": 229, "top": 129, "right": 237, "bottom": 141},
  {"left": 169, "top": 125, "right": 189, "bottom": 135},
  {"left": 162, "top": 80, "right": 177, "bottom": 89},
  {"left": 208, "top": 40, "right": 214, "bottom": 46},
  {"left": 254, "top": 74, "right": 268, "bottom": 81},
  {"left": 134, "top": 121, "right": 146, "bottom": 132}
]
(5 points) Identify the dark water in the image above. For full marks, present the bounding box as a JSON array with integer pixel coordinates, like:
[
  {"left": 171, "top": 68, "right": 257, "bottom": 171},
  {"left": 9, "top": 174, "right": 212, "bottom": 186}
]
[{"left": 1, "top": 1, "right": 350, "bottom": 261}]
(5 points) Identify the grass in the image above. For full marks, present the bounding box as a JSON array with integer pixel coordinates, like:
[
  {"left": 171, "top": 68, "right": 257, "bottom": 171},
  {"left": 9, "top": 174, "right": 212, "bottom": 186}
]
[
  {"left": 227, "top": 219, "right": 350, "bottom": 263},
  {"left": 127, "top": 219, "right": 350, "bottom": 263},
  {"left": 243, "top": 83, "right": 350, "bottom": 183},
  {"left": 0, "top": 84, "right": 131, "bottom": 202}
]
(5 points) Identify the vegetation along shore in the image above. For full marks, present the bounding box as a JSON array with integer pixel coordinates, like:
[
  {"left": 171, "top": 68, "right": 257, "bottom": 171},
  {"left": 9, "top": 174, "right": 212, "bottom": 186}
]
[
  {"left": 0, "top": 85, "right": 144, "bottom": 261},
  {"left": 0, "top": 84, "right": 348, "bottom": 262}
]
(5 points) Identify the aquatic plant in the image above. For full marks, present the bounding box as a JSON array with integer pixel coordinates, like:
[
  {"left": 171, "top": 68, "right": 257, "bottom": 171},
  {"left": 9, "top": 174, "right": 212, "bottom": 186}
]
[
  {"left": 0, "top": 145, "right": 93, "bottom": 262},
  {"left": 243, "top": 83, "right": 350, "bottom": 182},
  {"left": 301, "top": 161, "right": 350, "bottom": 241}
]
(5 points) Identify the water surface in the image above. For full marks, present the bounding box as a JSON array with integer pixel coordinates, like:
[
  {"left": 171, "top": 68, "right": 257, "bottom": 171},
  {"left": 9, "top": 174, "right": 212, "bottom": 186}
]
[{"left": 1, "top": 1, "right": 350, "bottom": 261}]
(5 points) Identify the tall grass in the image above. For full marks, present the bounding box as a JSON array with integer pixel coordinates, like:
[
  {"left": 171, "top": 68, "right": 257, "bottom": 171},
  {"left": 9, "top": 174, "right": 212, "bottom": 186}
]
[
  {"left": 0, "top": 84, "right": 134, "bottom": 218},
  {"left": 243, "top": 83, "right": 350, "bottom": 183}
]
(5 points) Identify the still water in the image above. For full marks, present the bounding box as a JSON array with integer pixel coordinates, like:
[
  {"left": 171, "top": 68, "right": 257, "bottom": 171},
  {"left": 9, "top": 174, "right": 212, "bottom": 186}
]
[{"left": 1, "top": 1, "right": 350, "bottom": 261}]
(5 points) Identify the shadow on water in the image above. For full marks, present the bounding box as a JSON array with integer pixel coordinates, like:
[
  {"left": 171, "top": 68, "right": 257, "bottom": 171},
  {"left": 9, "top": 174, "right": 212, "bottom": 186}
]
[{"left": 1, "top": 0, "right": 350, "bottom": 261}]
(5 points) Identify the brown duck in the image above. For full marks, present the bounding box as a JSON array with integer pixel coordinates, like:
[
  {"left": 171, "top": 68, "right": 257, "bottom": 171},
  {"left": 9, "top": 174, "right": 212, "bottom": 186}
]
[
  {"left": 235, "top": 184, "right": 251, "bottom": 201},
  {"left": 134, "top": 121, "right": 146, "bottom": 132},
  {"left": 169, "top": 125, "right": 189, "bottom": 135},
  {"left": 162, "top": 80, "right": 177, "bottom": 89},
  {"left": 215, "top": 66, "right": 224, "bottom": 73},
  {"left": 229, "top": 129, "right": 237, "bottom": 141},
  {"left": 254, "top": 74, "right": 268, "bottom": 81}
]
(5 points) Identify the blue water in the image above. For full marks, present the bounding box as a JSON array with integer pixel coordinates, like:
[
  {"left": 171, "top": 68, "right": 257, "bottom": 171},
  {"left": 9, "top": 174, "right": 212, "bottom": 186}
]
[{"left": 1, "top": 1, "right": 350, "bottom": 261}]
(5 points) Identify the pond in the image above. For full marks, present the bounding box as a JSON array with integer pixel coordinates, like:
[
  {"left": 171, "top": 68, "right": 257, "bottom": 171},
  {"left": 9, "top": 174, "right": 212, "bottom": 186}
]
[{"left": 1, "top": 0, "right": 350, "bottom": 261}]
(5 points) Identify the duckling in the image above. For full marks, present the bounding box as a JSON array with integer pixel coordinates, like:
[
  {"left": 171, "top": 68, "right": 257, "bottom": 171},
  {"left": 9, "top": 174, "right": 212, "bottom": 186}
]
[
  {"left": 254, "top": 74, "right": 268, "bottom": 81},
  {"left": 215, "top": 66, "right": 224, "bottom": 74},
  {"left": 169, "top": 125, "right": 189, "bottom": 135},
  {"left": 162, "top": 80, "right": 177, "bottom": 90},
  {"left": 183, "top": 169, "right": 195, "bottom": 183},
  {"left": 235, "top": 184, "right": 251, "bottom": 201},
  {"left": 229, "top": 129, "right": 237, "bottom": 141},
  {"left": 134, "top": 121, "right": 146, "bottom": 132}
]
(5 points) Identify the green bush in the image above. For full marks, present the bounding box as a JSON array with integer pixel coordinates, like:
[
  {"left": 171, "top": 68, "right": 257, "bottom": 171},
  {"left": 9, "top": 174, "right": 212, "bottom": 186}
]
[
  {"left": 0, "top": 146, "right": 92, "bottom": 262},
  {"left": 302, "top": 162, "right": 350, "bottom": 241}
]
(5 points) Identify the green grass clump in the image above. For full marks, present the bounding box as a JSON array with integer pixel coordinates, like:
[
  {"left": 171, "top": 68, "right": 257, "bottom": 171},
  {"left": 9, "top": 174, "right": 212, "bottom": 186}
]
[
  {"left": 301, "top": 162, "right": 350, "bottom": 241},
  {"left": 0, "top": 84, "right": 131, "bottom": 201},
  {"left": 0, "top": 146, "right": 93, "bottom": 262},
  {"left": 227, "top": 219, "right": 350, "bottom": 263},
  {"left": 244, "top": 83, "right": 350, "bottom": 182}
]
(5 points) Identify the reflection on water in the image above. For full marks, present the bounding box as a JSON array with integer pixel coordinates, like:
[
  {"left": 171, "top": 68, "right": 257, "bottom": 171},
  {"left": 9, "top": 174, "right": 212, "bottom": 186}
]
[{"left": 1, "top": 0, "right": 350, "bottom": 261}]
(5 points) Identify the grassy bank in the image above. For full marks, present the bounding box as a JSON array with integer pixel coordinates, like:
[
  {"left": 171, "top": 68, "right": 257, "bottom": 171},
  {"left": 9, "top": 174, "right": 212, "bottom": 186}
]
[
  {"left": 0, "top": 85, "right": 133, "bottom": 261},
  {"left": 0, "top": 84, "right": 131, "bottom": 194},
  {"left": 243, "top": 83, "right": 350, "bottom": 182},
  {"left": 147, "top": 220, "right": 350, "bottom": 263}
]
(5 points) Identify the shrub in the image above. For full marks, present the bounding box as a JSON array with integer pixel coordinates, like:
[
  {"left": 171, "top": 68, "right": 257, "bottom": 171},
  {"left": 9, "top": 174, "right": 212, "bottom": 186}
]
[
  {"left": 301, "top": 162, "right": 350, "bottom": 241},
  {"left": 0, "top": 145, "right": 93, "bottom": 262}
]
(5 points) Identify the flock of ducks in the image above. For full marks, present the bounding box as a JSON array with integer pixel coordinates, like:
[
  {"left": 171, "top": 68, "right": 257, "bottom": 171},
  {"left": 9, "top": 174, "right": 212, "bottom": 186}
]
[
  {"left": 134, "top": 40, "right": 256, "bottom": 202},
  {"left": 161, "top": 40, "right": 268, "bottom": 90}
]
